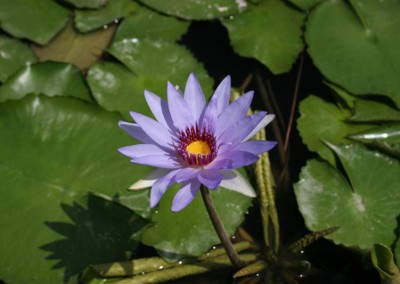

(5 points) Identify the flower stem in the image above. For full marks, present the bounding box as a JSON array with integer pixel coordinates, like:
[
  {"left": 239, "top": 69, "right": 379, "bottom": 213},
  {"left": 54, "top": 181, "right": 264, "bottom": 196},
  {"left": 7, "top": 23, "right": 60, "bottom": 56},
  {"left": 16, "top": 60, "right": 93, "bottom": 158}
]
[{"left": 200, "top": 185, "right": 244, "bottom": 269}]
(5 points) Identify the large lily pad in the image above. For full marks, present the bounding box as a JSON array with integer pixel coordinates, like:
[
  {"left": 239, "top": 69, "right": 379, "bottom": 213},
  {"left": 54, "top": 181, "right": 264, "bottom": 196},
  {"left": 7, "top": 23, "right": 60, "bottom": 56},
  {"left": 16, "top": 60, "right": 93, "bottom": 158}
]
[
  {"left": 0, "top": 0, "right": 69, "bottom": 45},
  {"left": 74, "top": 0, "right": 139, "bottom": 32},
  {"left": 0, "top": 62, "right": 92, "bottom": 103},
  {"left": 88, "top": 39, "right": 213, "bottom": 117},
  {"left": 142, "top": 183, "right": 252, "bottom": 260},
  {"left": 294, "top": 144, "right": 400, "bottom": 249},
  {"left": 139, "top": 0, "right": 241, "bottom": 20},
  {"left": 113, "top": 6, "right": 190, "bottom": 43},
  {"left": 0, "top": 95, "right": 149, "bottom": 283},
  {"left": 306, "top": 0, "right": 400, "bottom": 108},
  {"left": 0, "top": 35, "right": 37, "bottom": 83},
  {"left": 297, "top": 95, "right": 372, "bottom": 164},
  {"left": 222, "top": 0, "right": 305, "bottom": 74},
  {"left": 31, "top": 20, "right": 116, "bottom": 71}
]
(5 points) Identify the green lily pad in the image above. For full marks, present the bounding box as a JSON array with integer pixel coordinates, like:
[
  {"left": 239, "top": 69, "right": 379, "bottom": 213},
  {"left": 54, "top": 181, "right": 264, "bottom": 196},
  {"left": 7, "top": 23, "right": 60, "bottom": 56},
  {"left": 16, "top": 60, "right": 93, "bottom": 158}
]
[
  {"left": 88, "top": 39, "right": 213, "bottom": 117},
  {"left": 142, "top": 183, "right": 252, "bottom": 260},
  {"left": 350, "top": 99, "right": 400, "bottom": 122},
  {"left": 64, "top": 0, "right": 106, "bottom": 9},
  {"left": 74, "top": 0, "right": 139, "bottom": 32},
  {"left": 306, "top": 0, "right": 400, "bottom": 108},
  {"left": 222, "top": 0, "right": 305, "bottom": 74},
  {"left": 0, "top": 61, "right": 92, "bottom": 103},
  {"left": 31, "top": 19, "right": 116, "bottom": 71},
  {"left": 0, "top": 95, "right": 149, "bottom": 283},
  {"left": 0, "top": 35, "right": 37, "bottom": 83},
  {"left": 113, "top": 6, "right": 190, "bottom": 43},
  {"left": 371, "top": 244, "right": 400, "bottom": 283},
  {"left": 139, "top": 0, "right": 240, "bottom": 20},
  {"left": 289, "top": 0, "right": 322, "bottom": 11},
  {"left": 325, "top": 82, "right": 356, "bottom": 109},
  {"left": 297, "top": 95, "right": 372, "bottom": 164},
  {"left": 0, "top": 0, "right": 69, "bottom": 45},
  {"left": 349, "top": 123, "right": 400, "bottom": 158},
  {"left": 294, "top": 144, "right": 400, "bottom": 249}
]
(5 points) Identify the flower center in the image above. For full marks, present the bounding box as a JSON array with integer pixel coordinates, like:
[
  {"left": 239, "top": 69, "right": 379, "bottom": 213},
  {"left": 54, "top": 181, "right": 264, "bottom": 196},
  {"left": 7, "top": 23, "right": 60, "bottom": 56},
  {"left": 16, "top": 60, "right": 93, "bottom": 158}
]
[
  {"left": 176, "top": 125, "right": 217, "bottom": 166},
  {"left": 186, "top": 141, "right": 211, "bottom": 156}
]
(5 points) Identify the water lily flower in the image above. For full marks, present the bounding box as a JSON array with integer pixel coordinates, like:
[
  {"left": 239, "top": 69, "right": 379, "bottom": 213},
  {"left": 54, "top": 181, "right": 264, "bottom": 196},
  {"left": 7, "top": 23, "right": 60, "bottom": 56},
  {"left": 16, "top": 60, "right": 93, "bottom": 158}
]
[{"left": 119, "top": 73, "right": 276, "bottom": 212}]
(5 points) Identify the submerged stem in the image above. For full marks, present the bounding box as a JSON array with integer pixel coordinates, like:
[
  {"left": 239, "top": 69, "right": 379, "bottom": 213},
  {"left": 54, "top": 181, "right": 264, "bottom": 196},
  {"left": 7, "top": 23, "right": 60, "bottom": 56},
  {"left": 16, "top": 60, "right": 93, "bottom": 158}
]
[{"left": 200, "top": 185, "right": 244, "bottom": 269}]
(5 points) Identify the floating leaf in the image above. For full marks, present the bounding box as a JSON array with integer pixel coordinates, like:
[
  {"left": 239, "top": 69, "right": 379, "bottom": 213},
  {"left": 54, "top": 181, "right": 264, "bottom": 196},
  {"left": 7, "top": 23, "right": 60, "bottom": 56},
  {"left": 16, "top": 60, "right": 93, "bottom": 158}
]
[
  {"left": 289, "top": 0, "right": 322, "bottom": 11},
  {"left": 306, "top": 0, "right": 400, "bottom": 107},
  {"left": 0, "top": 62, "right": 92, "bottom": 102},
  {"left": 0, "top": 95, "right": 149, "bottom": 283},
  {"left": 350, "top": 99, "right": 400, "bottom": 122},
  {"left": 0, "top": 35, "right": 37, "bottom": 82},
  {"left": 371, "top": 244, "right": 400, "bottom": 284},
  {"left": 141, "top": 184, "right": 252, "bottom": 260},
  {"left": 139, "top": 0, "right": 241, "bottom": 20},
  {"left": 0, "top": 0, "right": 69, "bottom": 44},
  {"left": 222, "top": 0, "right": 305, "bottom": 74},
  {"left": 74, "top": 0, "right": 139, "bottom": 32},
  {"left": 113, "top": 6, "right": 190, "bottom": 43},
  {"left": 88, "top": 40, "right": 213, "bottom": 117},
  {"left": 297, "top": 95, "right": 372, "bottom": 164},
  {"left": 31, "top": 20, "right": 116, "bottom": 71},
  {"left": 294, "top": 144, "right": 400, "bottom": 249},
  {"left": 349, "top": 123, "right": 400, "bottom": 158},
  {"left": 64, "top": 0, "right": 106, "bottom": 9}
]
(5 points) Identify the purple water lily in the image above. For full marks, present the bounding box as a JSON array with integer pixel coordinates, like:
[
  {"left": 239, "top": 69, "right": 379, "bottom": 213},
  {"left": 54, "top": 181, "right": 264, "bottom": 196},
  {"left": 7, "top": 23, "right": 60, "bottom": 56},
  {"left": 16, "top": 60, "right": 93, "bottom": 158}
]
[{"left": 119, "top": 73, "right": 276, "bottom": 212}]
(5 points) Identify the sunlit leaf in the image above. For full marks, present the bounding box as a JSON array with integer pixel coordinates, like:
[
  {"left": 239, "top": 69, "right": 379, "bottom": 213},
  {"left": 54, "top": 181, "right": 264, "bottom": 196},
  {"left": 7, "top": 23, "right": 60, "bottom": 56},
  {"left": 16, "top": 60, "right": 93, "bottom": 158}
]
[
  {"left": 31, "top": 20, "right": 116, "bottom": 71},
  {"left": 0, "top": 95, "right": 149, "bottom": 283},
  {"left": 306, "top": 0, "right": 400, "bottom": 107},
  {"left": 294, "top": 144, "right": 400, "bottom": 249},
  {"left": 222, "top": 0, "right": 305, "bottom": 74},
  {"left": 141, "top": 183, "right": 252, "bottom": 260},
  {"left": 0, "top": 35, "right": 37, "bottom": 83},
  {"left": 88, "top": 40, "right": 213, "bottom": 118},
  {"left": 74, "top": 0, "right": 139, "bottom": 32},
  {"left": 0, "top": 0, "right": 69, "bottom": 44},
  {"left": 297, "top": 95, "right": 372, "bottom": 164},
  {"left": 0, "top": 62, "right": 92, "bottom": 102},
  {"left": 139, "top": 0, "right": 241, "bottom": 20},
  {"left": 113, "top": 6, "right": 190, "bottom": 43},
  {"left": 350, "top": 99, "right": 400, "bottom": 122}
]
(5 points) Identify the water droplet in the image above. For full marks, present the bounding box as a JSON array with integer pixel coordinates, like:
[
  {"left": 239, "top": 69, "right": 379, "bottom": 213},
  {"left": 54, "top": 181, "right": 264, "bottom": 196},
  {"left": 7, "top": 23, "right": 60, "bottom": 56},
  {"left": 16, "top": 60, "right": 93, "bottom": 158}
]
[
  {"left": 178, "top": 261, "right": 183, "bottom": 265},
  {"left": 231, "top": 235, "right": 236, "bottom": 240},
  {"left": 114, "top": 18, "right": 119, "bottom": 24},
  {"left": 103, "top": 24, "right": 108, "bottom": 29},
  {"left": 256, "top": 273, "right": 260, "bottom": 277},
  {"left": 245, "top": 211, "right": 249, "bottom": 215},
  {"left": 206, "top": 253, "right": 210, "bottom": 256},
  {"left": 300, "top": 250, "right": 305, "bottom": 254},
  {"left": 159, "top": 265, "right": 164, "bottom": 270},
  {"left": 141, "top": 271, "right": 146, "bottom": 275},
  {"left": 155, "top": 210, "right": 159, "bottom": 214},
  {"left": 212, "top": 246, "right": 216, "bottom": 250},
  {"left": 229, "top": 15, "right": 234, "bottom": 20}
]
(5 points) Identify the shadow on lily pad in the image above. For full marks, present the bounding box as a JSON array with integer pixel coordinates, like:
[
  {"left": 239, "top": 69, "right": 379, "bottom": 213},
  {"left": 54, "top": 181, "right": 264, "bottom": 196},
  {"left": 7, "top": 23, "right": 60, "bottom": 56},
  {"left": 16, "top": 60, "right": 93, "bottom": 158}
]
[{"left": 40, "top": 194, "right": 147, "bottom": 283}]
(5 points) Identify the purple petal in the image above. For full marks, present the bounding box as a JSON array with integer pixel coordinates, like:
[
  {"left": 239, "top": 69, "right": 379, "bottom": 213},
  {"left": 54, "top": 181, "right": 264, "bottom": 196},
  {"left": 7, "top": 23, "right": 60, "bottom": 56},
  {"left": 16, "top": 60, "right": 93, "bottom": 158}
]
[
  {"left": 216, "top": 91, "right": 254, "bottom": 138},
  {"left": 221, "top": 140, "right": 277, "bottom": 155},
  {"left": 208, "top": 150, "right": 259, "bottom": 170},
  {"left": 144, "top": 90, "right": 176, "bottom": 132},
  {"left": 184, "top": 73, "right": 206, "bottom": 123},
  {"left": 129, "top": 168, "right": 170, "bottom": 190},
  {"left": 167, "top": 82, "right": 195, "bottom": 130},
  {"left": 150, "top": 169, "right": 179, "bottom": 207},
  {"left": 175, "top": 167, "right": 200, "bottom": 183},
  {"left": 214, "top": 75, "right": 231, "bottom": 115},
  {"left": 132, "top": 155, "right": 182, "bottom": 169},
  {"left": 130, "top": 111, "right": 173, "bottom": 149},
  {"left": 118, "top": 144, "right": 171, "bottom": 159},
  {"left": 243, "top": 114, "right": 275, "bottom": 142},
  {"left": 200, "top": 91, "right": 218, "bottom": 131},
  {"left": 118, "top": 121, "right": 154, "bottom": 144},
  {"left": 198, "top": 170, "right": 222, "bottom": 189},
  {"left": 220, "top": 170, "right": 256, "bottom": 197},
  {"left": 218, "top": 111, "right": 267, "bottom": 149},
  {"left": 171, "top": 180, "right": 201, "bottom": 212}
]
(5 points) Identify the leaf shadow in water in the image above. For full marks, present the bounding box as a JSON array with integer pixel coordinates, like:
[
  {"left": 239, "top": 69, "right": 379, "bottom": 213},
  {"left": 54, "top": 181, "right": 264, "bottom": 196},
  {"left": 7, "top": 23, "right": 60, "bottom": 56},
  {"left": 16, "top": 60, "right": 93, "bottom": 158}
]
[{"left": 41, "top": 194, "right": 147, "bottom": 283}]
